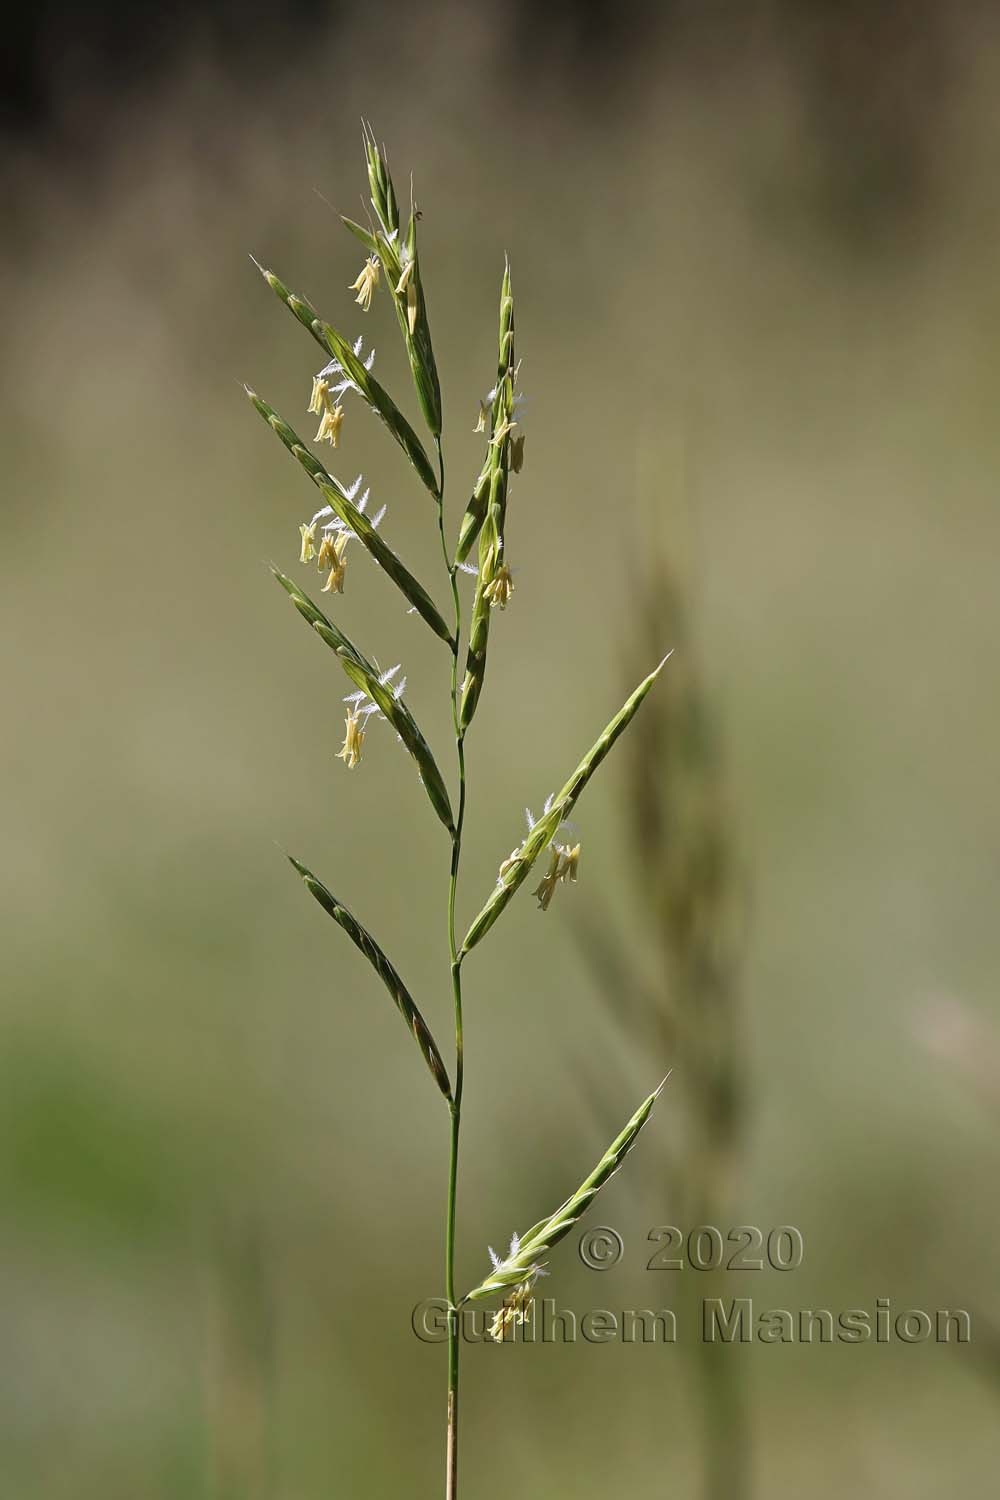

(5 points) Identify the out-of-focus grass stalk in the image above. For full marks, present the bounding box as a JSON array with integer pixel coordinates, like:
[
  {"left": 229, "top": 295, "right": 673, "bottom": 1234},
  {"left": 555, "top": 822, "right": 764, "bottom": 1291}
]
[
  {"left": 632, "top": 560, "right": 747, "bottom": 1500},
  {"left": 918, "top": 1001, "right": 1000, "bottom": 1401},
  {"left": 578, "top": 471, "right": 750, "bottom": 1500}
]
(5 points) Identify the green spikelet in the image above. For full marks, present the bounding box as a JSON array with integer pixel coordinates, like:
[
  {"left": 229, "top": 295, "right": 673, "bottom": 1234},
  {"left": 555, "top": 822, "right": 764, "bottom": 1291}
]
[
  {"left": 246, "top": 389, "right": 452, "bottom": 644},
  {"left": 462, "top": 1080, "right": 668, "bottom": 1301},
  {"left": 460, "top": 261, "right": 516, "bottom": 731},
  {"left": 288, "top": 856, "right": 451, "bottom": 1100},
  {"left": 358, "top": 124, "right": 442, "bottom": 438},
  {"left": 272, "top": 569, "right": 454, "bottom": 833},
  {"left": 251, "top": 257, "right": 440, "bottom": 498},
  {"left": 462, "top": 655, "right": 672, "bottom": 953}
]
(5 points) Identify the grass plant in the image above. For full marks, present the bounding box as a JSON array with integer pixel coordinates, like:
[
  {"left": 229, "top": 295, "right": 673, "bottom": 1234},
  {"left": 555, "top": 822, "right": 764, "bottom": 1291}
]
[{"left": 244, "top": 127, "right": 670, "bottom": 1497}]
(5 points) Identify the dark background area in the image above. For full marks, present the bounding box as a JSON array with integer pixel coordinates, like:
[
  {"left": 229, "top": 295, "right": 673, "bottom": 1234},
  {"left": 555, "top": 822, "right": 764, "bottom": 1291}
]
[{"left": 3, "top": 0, "right": 984, "bottom": 255}]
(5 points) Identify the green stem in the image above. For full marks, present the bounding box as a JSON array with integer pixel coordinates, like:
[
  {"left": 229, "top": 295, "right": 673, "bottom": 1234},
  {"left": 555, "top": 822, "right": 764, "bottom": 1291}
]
[{"left": 438, "top": 438, "right": 466, "bottom": 1500}]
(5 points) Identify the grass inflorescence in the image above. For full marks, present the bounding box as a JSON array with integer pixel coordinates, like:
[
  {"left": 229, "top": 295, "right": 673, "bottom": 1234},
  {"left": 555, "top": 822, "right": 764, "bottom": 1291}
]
[{"left": 244, "top": 125, "right": 671, "bottom": 1498}]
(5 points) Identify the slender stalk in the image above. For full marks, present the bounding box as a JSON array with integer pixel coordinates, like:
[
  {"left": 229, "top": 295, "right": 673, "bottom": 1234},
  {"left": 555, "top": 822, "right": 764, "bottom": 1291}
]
[
  {"left": 438, "top": 438, "right": 467, "bottom": 1500},
  {"left": 445, "top": 956, "right": 463, "bottom": 1500}
]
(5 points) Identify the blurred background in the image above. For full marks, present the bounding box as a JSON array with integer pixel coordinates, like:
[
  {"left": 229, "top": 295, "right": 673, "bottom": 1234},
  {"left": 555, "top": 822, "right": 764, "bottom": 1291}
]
[{"left": 3, "top": 1, "right": 1000, "bottom": 1495}]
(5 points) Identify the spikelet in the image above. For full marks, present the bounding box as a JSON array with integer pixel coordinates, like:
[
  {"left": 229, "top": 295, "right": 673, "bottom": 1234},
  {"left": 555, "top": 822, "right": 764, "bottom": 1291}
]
[
  {"left": 463, "top": 655, "right": 672, "bottom": 954},
  {"left": 354, "top": 123, "right": 443, "bottom": 438},
  {"left": 288, "top": 857, "right": 451, "bottom": 1100},
  {"left": 463, "top": 1081, "right": 669, "bottom": 1303},
  {"left": 251, "top": 257, "right": 440, "bottom": 498},
  {"left": 246, "top": 389, "right": 453, "bottom": 644},
  {"left": 270, "top": 569, "right": 454, "bottom": 834},
  {"left": 460, "top": 261, "right": 516, "bottom": 731}
]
